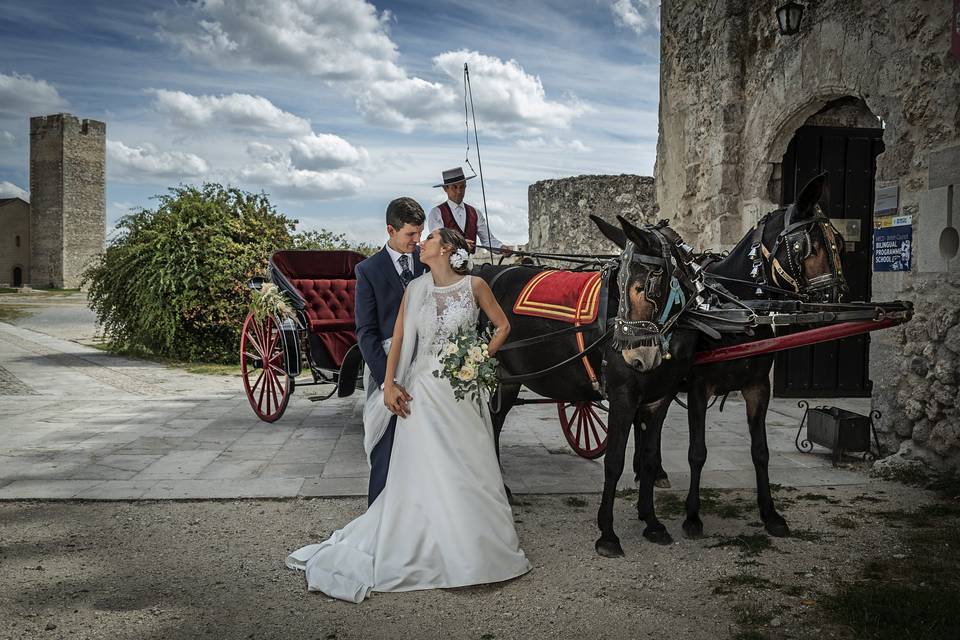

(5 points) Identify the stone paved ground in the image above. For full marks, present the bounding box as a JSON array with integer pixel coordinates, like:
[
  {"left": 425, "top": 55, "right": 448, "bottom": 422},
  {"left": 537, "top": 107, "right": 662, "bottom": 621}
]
[{"left": 0, "top": 305, "right": 874, "bottom": 500}]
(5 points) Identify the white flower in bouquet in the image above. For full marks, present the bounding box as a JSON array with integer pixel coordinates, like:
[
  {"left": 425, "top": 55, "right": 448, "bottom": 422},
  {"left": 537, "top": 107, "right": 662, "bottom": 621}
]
[
  {"left": 457, "top": 364, "right": 477, "bottom": 382},
  {"left": 440, "top": 342, "right": 458, "bottom": 357},
  {"left": 467, "top": 345, "right": 486, "bottom": 363}
]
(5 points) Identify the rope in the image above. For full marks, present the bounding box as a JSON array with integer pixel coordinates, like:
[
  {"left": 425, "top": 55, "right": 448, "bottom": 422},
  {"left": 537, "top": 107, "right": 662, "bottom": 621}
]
[{"left": 464, "top": 63, "right": 494, "bottom": 266}]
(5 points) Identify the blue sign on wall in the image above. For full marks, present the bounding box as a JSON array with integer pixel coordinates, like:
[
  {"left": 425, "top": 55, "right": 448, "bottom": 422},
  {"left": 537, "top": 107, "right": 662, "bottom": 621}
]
[{"left": 873, "top": 218, "right": 912, "bottom": 272}]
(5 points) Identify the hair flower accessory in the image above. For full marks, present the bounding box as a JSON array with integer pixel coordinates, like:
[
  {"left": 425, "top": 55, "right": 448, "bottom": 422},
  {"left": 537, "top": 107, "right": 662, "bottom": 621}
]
[{"left": 449, "top": 248, "right": 469, "bottom": 268}]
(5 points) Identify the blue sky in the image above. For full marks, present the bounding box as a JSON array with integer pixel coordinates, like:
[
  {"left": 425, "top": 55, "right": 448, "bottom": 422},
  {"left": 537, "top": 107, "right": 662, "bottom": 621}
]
[{"left": 0, "top": 0, "right": 661, "bottom": 245}]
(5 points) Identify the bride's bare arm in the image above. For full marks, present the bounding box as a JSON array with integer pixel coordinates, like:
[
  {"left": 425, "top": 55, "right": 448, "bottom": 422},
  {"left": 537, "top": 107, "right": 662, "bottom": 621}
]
[
  {"left": 384, "top": 293, "right": 413, "bottom": 417},
  {"left": 472, "top": 277, "right": 510, "bottom": 356}
]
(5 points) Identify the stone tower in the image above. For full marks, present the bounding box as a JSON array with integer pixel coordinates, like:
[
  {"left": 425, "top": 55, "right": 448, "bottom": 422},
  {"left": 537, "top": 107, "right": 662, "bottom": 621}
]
[{"left": 29, "top": 113, "right": 106, "bottom": 289}]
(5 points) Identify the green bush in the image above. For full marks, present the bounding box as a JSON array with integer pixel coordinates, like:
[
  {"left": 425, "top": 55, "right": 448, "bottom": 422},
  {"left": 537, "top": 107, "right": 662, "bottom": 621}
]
[{"left": 84, "top": 183, "right": 297, "bottom": 363}]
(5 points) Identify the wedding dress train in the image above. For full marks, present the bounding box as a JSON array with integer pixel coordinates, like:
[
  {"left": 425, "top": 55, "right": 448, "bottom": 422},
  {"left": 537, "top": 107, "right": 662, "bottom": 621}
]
[{"left": 286, "top": 275, "right": 530, "bottom": 602}]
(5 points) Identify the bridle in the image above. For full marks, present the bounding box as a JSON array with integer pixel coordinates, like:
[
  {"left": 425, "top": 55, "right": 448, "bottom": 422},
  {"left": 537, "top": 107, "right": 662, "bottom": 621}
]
[
  {"left": 748, "top": 204, "right": 848, "bottom": 301},
  {"left": 612, "top": 221, "right": 703, "bottom": 358}
]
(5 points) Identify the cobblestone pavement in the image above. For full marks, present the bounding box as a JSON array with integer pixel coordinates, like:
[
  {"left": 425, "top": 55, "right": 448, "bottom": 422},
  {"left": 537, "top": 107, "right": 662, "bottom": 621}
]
[{"left": 0, "top": 315, "right": 874, "bottom": 500}]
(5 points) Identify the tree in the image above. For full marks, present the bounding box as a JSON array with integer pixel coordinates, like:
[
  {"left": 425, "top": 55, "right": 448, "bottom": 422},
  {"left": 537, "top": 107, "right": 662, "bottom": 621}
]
[{"left": 84, "top": 184, "right": 295, "bottom": 363}]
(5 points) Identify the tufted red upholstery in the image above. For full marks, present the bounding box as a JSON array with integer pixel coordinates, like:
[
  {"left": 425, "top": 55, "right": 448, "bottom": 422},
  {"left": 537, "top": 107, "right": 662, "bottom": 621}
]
[{"left": 291, "top": 277, "right": 357, "bottom": 367}]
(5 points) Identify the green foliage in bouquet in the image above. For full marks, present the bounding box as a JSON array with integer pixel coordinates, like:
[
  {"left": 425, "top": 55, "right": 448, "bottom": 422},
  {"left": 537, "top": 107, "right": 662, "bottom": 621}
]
[
  {"left": 432, "top": 325, "right": 500, "bottom": 402},
  {"left": 82, "top": 183, "right": 295, "bottom": 363}
]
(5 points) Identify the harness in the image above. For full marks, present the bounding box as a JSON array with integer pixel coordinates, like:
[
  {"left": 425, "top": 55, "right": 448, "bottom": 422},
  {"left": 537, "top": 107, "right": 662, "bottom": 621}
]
[
  {"left": 748, "top": 204, "right": 847, "bottom": 300},
  {"left": 611, "top": 222, "right": 703, "bottom": 360}
]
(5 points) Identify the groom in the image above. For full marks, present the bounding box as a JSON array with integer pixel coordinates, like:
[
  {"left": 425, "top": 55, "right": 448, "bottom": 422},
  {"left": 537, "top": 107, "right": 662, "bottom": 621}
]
[{"left": 354, "top": 197, "right": 426, "bottom": 505}]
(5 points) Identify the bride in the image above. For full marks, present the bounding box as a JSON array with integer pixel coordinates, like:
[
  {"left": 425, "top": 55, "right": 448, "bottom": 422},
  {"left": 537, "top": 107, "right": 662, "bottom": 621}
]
[{"left": 286, "top": 227, "right": 531, "bottom": 602}]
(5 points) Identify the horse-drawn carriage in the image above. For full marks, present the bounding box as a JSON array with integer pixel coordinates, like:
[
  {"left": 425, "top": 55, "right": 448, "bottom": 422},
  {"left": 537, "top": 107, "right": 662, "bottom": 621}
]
[{"left": 239, "top": 173, "right": 913, "bottom": 556}]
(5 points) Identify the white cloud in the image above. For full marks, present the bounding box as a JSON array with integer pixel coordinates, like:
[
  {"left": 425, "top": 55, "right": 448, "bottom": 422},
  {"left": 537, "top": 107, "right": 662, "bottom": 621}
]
[
  {"left": 357, "top": 50, "right": 587, "bottom": 136},
  {"left": 611, "top": 0, "right": 660, "bottom": 34},
  {"left": 0, "top": 130, "right": 15, "bottom": 147},
  {"left": 157, "top": 0, "right": 403, "bottom": 83},
  {"left": 238, "top": 149, "right": 364, "bottom": 199},
  {"left": 150, "top": 89, "right": 311, "bottom": 134},
  {"left": 0, "top": 72, "right": 68, "bottom": 118},
  {"left": 289, "top": 132, "right": 368, "bottom": 170},
  {"left": 515, "top": 137, "right": 592, "bottom": 153},
  {"left": 107, "top": 140, "right": 210, "bottom": 181},
  {"left": 155, "top": 3, "right": 585, "bottom": 137},
  {"left": 0, "top": 181, "right": 29, "bottom": 200}
]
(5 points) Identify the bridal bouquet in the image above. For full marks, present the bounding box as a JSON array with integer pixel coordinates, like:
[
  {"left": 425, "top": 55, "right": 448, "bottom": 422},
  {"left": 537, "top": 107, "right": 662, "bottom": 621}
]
[{"left": 432, "top": 325, "right": 499, "bottom": 402}]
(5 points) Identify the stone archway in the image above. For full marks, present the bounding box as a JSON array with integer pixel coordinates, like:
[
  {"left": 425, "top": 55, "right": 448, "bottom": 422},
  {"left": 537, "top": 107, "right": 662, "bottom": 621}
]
[{"left": 12, "top": 266, "right": 23, "bottom": 287}]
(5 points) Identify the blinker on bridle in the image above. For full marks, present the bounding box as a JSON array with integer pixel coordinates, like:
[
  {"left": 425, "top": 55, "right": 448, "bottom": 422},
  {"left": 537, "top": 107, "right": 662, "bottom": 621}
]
[
  {"left": 749, "top": 203, "right": 847, "bottom": 301},
  {"left": 613, "top": 224, "right": 696, "bottom": 359}
]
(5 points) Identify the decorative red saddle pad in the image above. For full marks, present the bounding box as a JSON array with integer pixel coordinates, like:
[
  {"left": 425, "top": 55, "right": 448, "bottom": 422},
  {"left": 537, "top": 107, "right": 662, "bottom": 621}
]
[{"left": 513, "top": 270, "right": 602, "bottom": 324}]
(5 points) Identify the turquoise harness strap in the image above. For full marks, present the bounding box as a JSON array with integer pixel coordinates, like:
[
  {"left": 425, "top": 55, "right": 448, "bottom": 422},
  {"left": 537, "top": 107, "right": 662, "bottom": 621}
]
[{"left": 658, "top": 276, "right": 685, "bottom": 324}]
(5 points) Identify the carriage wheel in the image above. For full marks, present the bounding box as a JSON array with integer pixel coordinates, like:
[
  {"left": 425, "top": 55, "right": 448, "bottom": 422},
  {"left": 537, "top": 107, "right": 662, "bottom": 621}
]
[
  {"left": 557, "top": 401, "right": 608, "bottom": 459},
  {"left": 240, "top": 311, "right": 292, "bottom": 422}
]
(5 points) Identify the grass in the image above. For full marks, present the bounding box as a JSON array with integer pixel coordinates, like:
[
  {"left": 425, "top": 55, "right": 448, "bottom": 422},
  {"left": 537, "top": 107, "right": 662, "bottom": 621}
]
[
  {"left": 653, "top": 488, "right": 753, "bottom": 520},
  {"left": 819, "top": 490, "right": 960, "bottom": 640},
  {"left": 795, "top": 492, "right": 841, "bottom": 504},
  {"left": 707, "top": 533, "right": 773, "bottom": 556},
  {"left": 90, "top": 342, "right": 242, "bottom": 377},
  {"left": 712, "top": 573, "right": 780, "bottom": 595},
  {"left": 828, "top": 515, "right": 859, "bottom": 529},
  {"left": 0, "top": 305, "right": 29, "bottom": 322},
  {"left": 563, "top": 496, "right": 589, "bottom": 508},
  {"left": 788, "top": 528, "right": 825, "bottom": 542},
  {"left": 0, "top": 287, "right": 18, "bottom": 293}
]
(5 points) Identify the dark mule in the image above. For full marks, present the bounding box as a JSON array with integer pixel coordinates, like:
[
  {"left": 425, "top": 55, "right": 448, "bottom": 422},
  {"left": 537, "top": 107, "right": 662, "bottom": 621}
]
[
  {"left": 637, "top": 173, "right": 848, "bottom": 539},
  {"left": 479, "top": 216, "right": 700, "bottom": 557}
]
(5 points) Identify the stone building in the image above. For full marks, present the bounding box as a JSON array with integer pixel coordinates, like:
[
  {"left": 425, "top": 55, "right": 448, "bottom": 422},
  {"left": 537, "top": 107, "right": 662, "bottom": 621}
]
[
  {"left": 0, "top": 197, "right": 30, "bottom": 287},
  {"left": 655, "top": 0, "right": 960, "bottom": 465},
  {"left": 527, "top": 174, "right": 658, "bottom": 255},
  {"left": 28, "top": 113, "right": 106, "bottom": 289}
]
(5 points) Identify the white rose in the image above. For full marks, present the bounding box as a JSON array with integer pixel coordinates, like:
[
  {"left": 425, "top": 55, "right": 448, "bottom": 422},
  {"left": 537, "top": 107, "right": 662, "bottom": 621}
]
[
  {"left": 440, "top": 342, "right": 458, "bottom": 357},
  {"left": 467, "top": 346, "right": 486, "bottom": 363},
  {"left": 457, "top": 364, "right": 477, "bottom": 382}
]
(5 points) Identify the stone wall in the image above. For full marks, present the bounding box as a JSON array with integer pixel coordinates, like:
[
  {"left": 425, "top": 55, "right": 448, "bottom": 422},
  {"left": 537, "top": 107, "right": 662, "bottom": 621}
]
[
  {"left": 29, "top": 113, "right": 106, "bottom": 289},
  {"left": 656, "top": 0, "right": 960, "bottom": 467},
  {"left": 0, "top": 198, "right": 30, "bottom": 286},
  {"left": 527, "top": 175, "right": 658, "bottom": 256}
]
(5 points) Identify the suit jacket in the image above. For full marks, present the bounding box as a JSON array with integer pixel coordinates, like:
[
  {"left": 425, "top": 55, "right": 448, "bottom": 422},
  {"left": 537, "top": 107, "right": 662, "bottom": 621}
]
[{"left": 354, "top": 246, "right": 425, "bottom": 387}]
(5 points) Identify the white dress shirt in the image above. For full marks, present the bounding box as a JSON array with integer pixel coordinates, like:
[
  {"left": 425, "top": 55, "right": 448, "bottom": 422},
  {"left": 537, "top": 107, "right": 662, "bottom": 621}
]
[
  {"left": 427, "top": 199, "right": 503, "bottom": 249},
  {"left": 384, "top": 244, "right": 413, "bottom": 277}
]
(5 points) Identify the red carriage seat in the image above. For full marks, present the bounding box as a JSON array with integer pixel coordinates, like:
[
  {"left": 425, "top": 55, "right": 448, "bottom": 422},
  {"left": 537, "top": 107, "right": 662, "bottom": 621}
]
[{"left": 269, "top": 250, "right": 367, "bottom": 368}]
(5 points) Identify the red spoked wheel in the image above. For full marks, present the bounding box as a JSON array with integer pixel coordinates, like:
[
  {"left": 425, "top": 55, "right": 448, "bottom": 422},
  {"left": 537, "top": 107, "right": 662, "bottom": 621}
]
[
  {"left": 240, "top": 311, "right": 292, "bottom": 422},
  {"left": 557, "top": 401, "right": 609, "bottom": 459}
]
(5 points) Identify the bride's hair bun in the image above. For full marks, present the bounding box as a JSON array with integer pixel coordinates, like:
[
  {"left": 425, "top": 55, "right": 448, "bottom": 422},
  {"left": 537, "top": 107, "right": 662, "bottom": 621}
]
[{"left": 436, "top": 228, "right": 471, "bottom": 275}]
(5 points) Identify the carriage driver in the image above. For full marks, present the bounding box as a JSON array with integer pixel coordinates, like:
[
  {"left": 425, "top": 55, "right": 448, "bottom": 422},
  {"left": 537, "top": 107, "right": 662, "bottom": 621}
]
[{"left": 427, "top": 167, "right": 514, "bottom": 255}]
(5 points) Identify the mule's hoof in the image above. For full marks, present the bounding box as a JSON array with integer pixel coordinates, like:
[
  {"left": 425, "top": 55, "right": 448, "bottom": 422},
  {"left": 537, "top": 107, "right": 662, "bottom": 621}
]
[
  {"left": 682, "top": 518, "right": 704, "bottom": 539},
  {"left": 595, "top": 537, "right": 625, "bottom": 558},
  {"left": 654, "top": 477, "right": 672, "bottom": 489},
  {"left": 765, "top": 518, "right": 790, "bottom": 538},
  {"left": 643, "top": 525, "right": 673, "bottom": 545}
]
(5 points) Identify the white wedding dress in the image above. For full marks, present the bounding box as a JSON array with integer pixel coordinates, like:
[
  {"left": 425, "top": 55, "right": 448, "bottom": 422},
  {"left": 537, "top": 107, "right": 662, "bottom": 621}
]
[{"left": 286, "top": 275, "right": 531, "bottom": 602}]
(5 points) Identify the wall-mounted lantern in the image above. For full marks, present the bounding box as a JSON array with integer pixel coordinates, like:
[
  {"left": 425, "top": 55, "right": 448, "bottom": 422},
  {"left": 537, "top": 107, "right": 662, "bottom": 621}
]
[{"left": 776, "top": 1, "right": 805, "bottom": 36}]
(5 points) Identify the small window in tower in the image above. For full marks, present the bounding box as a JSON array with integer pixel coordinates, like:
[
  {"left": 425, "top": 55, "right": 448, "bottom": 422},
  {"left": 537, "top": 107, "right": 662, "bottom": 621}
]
[{"left": 15, "top": 235, "right": 20, "bottom": 247}]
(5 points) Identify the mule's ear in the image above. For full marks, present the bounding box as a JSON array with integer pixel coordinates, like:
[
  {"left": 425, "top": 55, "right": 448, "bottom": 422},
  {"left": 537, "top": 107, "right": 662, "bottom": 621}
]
[
  {"left": 616, "top": 215, "right": 653, "bottom": 254},
  {"left": 590, "top": 214, "right": 626, "bottom": 249},
  {"left": 794, "top": 172, "right": 828, "bottom": 218}
]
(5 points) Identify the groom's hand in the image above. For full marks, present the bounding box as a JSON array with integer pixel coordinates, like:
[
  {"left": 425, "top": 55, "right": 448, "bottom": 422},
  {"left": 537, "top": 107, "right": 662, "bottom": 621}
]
[{"left": 384, "top": 383, "right": 413, "bottom": 418}]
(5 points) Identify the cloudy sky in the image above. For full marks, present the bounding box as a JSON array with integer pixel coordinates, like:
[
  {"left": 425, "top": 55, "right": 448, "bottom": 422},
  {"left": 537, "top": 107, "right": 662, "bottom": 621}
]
[{"left": 0, "top": 0, "right": 661, "bottom": 245}]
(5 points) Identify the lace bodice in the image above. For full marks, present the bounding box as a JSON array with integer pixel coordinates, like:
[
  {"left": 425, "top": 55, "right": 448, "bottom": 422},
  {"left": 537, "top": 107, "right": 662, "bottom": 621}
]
[{"left": 415, "top": 276, "right": 479, "bottom": 353}]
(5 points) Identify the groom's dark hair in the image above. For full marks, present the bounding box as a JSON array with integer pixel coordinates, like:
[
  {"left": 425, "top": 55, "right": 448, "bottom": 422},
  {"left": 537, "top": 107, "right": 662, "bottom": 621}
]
[{"left": 386, "top": 197, "right": 425, "bottom": 230}]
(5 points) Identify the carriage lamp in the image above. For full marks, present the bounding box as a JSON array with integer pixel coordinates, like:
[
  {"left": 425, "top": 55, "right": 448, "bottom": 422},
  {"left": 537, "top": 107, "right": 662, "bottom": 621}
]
[{"left": 776, "top": 1, "right": 805, "bottom": 35}]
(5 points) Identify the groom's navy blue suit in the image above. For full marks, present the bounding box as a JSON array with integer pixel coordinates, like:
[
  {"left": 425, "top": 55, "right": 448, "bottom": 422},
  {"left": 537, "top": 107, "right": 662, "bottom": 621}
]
[{"left": 354, "top": 246, "right": 425, "bottom": 505}]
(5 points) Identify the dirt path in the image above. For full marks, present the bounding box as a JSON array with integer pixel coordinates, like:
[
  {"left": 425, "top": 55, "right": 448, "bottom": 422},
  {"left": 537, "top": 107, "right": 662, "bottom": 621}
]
[{"left": 3, "top": 482, "right": 957, "bottom": 640}]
